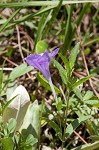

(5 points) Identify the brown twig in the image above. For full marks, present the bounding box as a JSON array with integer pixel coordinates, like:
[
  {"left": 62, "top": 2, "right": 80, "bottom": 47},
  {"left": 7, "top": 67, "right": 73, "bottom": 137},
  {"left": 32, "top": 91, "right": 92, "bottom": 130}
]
[
  {"left": 73, "top": 131, "right": 88, "bottom": 144},
  {"left": 16, "top": 25, "right": 25, "bottom": 63},
  {"left": 72, "top": 15, "right": 99, "bottom": 98},
  {"left": 2, "top": 56, "right": 18, "bottom": 67},
  {"left": 73, "top": 71, "right": 99, "bottom": 83},
  {"left": 2, "top": 56, "right": 34, "bottom": 81},
  {"left": 74, "top": 71, "right": 99, "bottom": 82},
  {"left": 73, "top": 71, "right": 84, "bottom": 78},
  {"left": 18, "top": 25, "right": 34, "bottom": 50}
]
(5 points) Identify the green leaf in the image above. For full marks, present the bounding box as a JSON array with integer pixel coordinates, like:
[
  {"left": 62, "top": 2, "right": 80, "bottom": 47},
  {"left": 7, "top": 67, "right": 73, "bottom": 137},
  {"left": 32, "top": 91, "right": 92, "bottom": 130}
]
[
  {"left": 56, "top": 97, "right": 63, "bottom": 111},
  {"left": 9, "top": 63, "right": 33, "bottom": 80},
  {"left": 85, "top": 100, "right": 99, "bottom": 107},
  {"left": 25, "top": 134, "right": 38, "bottom": 146},
  {"left": 1, "top": 137, "right": 14, "bottom": 150},
  {"left": 37, "top": 73, "right": 60, "bottom": 93},
  {"left": 59, "top": 53, "right": 70, "bottom": 78},
  {"left": 65, "top": 115, "right": 91, "bottom": 139},
  {"left": 86, "top": 120, "right": 98, "bottom": 136},
  {"left": 36, "top": 40, "right": 48, "bottom": 54},
  {"left": 6, "top": 80, "right": 17, "bottom": 101},
  {"left": 90, "top": 135, "right": 99, "bottom": 142},
  {"left": 69, "top": 42, "right": 80, "bottom": 70},
  {"left": 44, "top": 118, "right": 62, "bottom": 140},
  {"left": 2, "top": 95, "right": 18, "bottom": 114},
  {"left": 20, "top": 100, "right": 40, "bottom": 137},
  {"left": 83, "top": 91, "right": 93, "bottom": 100},
  {"left": 72, "top": 141, "right": 99, "bottom": 150},
  {"left": 73, "top": 88, "right": 83, "bottom": 101},
  {"left": 7, "top": 118, "right": 16, "bottom": 134},
  {"left": 52, "top": 59, "right": 68, "bottom": 85},
  {"left": 72, "top": 75, "right": 93, "bottom": 90},
  {"left": 3, "top": 85, "right": 30, "bottom": 131},
  {"left": 0, "top": 70, "right": 3, "bottom": 95}
]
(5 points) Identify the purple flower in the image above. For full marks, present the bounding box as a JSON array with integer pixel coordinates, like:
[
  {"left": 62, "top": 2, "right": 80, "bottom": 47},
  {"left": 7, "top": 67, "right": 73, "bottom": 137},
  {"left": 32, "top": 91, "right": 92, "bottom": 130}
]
[{"left": 25, "top": 48, "right": 59, "bottom": 81}]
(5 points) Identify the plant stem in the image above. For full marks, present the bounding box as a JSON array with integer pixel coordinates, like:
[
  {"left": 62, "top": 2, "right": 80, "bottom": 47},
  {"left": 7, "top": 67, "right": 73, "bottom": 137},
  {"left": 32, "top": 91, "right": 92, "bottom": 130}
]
[
  {"left": 62, "top": 88, "right": 70, "bottom": 149},
  {"left": 48, "top": 77, "right": 58, "bottom": 103},
  {"left": 38, "top": 89, "right": 46, "bottom": 150}
]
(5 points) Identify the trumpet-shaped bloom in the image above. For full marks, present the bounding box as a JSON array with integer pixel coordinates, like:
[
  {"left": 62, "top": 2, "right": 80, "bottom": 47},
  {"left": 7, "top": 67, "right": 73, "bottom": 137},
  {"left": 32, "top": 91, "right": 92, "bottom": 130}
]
[{"left": 25, "top": 48, "right": 59, "bottom": 81}]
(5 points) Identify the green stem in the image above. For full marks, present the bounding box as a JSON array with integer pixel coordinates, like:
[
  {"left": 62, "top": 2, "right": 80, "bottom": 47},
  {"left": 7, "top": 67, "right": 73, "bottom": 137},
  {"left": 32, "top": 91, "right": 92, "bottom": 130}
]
[
  {"left": 38, "top": 89, "right": 46, "bottom": 150},
  {"left": 62, "top": 88, "right": 70, "bottom": 149},
  {"left": 48, "top": 77, "right": 58, "bottom": 103}
]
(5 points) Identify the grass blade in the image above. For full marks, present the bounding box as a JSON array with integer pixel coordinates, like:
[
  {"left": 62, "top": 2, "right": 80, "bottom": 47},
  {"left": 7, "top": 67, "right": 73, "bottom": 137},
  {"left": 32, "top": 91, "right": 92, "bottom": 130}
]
[
  {"left": 0, "top": 1, "right": 98, "bottom": 8},
  {"left": 0, "top": 8, "right": 21, "bottom": 32},
  {"left": 34, "top": 8, "right": 52, "bottom": 49},
  {"left": 67, "top": 3, "right": 89, "bottom": 50},
  {"left": 43, "top": 0, "right": 63, "bottom": 38},
  {"left": 5, "top": 6, "right": 56, "bottom": 30},
  {"left": 62, "top": 4, "right": 74, "bottom": 53}
]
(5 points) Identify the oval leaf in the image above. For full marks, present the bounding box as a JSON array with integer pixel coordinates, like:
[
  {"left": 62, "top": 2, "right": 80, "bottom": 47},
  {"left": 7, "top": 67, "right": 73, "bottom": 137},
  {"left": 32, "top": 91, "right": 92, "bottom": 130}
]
[
  {"left": 9, "top": 63, "right": 33, "bottom": 80},
  {"left": 3, "top": 85, "right": 30, "bottom": 131}
]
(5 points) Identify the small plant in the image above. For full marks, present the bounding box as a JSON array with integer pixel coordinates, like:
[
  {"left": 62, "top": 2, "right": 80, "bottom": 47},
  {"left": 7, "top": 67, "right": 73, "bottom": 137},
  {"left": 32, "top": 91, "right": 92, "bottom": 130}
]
[{"left": 0, "top": 0, "right": 99, "bottom": 149}]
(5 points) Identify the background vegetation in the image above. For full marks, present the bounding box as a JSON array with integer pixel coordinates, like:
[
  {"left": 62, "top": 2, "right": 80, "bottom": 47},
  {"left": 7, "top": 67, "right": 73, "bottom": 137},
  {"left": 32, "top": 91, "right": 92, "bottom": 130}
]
[{"left": 0, "top": 0, "right": 99, "bottom": 150}]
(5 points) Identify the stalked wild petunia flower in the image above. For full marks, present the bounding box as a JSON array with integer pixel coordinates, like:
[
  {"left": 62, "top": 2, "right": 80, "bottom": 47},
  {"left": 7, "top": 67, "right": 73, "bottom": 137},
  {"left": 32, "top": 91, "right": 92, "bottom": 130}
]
[{"left": 25, "top": 48, "right": 59, "bottom": 81}]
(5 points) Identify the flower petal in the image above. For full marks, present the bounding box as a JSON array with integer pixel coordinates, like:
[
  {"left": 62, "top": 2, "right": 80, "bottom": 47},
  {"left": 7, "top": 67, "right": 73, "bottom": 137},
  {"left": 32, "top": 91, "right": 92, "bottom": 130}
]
[
  {"left": 25, "top": 54, "right": 40, "bottom": 66},
  {"left": 37, "top": 51, "right": 51, "bottom": 80},
  {"left": 25, "top": 48, "right": 59, "bottom": 81},
  {"left": 38, "top": 50, "right": 50, "bottom": 63},
  {"left": 49, "top": 48, "right": 59, "bottom": 58}
]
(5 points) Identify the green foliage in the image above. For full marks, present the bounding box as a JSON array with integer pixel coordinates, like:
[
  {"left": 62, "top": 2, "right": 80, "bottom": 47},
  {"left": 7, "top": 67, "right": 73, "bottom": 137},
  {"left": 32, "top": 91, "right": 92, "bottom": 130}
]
[
  {"left": 65, "top": 115, "right": 91, "bottom": 139},
  {"left": 9, "top": 63, "right": 33, "bottom": 81},
  {"left": 56, "top": 97, "right": 63, "bottom": 111},
  {"left": 35, "top": 40, "right": 48, "bottom": 54},
  {"left": 2, "top": 95, "right": 18, "bottom": 114},
  {"left": 72, "top": 141, "right": 99, "bottom": 150},
  {"left": 34, "top": 11, "right": 52, "bottom": 48},
  {"left": 59, "top": 53, "right": 70, "bottom": 78},
  {"left": 69, "top": 42, "right": 79, "bottom": 71},
  {"left": 1, "top": 137, "right": 14, "bottom": 150},
  {"left": 72, "top": 75, "right": 93, "bottom": 89},
  {"left": 37, "top": 73, "right": 60, "bottom": 93},
  {"left": 3, "top": 85, "right": 30, "bottom": 131},
  {"left": 52, "top": 59, "right": 68, "bottom": 85},
  {"left": 0, "top": 70, "right": 3, "bottom": 95},
  {"left": 44, "top": 118, "right": 62, "bottom": 140},
  {"left": 0, "top": 1, "right": 99, "bottom": 149}
]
